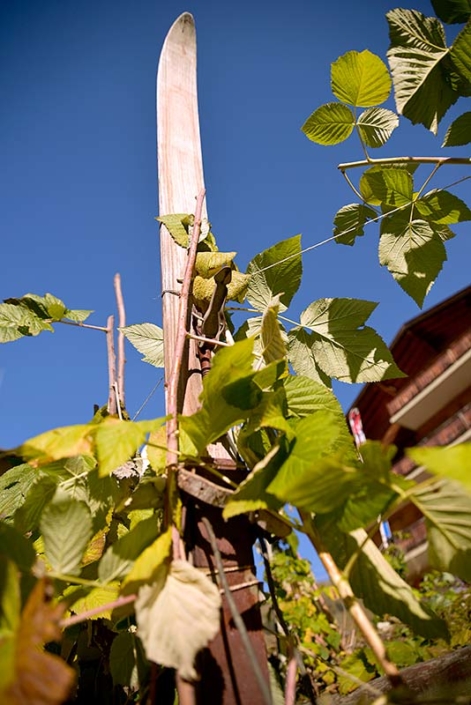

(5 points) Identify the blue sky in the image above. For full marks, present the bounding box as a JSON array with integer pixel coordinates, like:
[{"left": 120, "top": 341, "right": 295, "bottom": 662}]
[{"left": 1, "top": 1, "right": 470, "bottom": 574}]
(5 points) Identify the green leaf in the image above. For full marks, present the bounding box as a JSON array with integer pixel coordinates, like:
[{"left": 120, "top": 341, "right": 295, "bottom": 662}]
[
  {"left": 360, "top": 166, "right": 413, "bottom": 207},
  {"left": 259, "top": 297, "right": 287, "bottom": 364},
  {"left": 98, "top": 516, "right": 160, "bottom": 583},
  {"left": 122, "top": 528, "right": 172, "bottom": 591},
  {"left": 408, "top": 444, "right": 471, "bottom": 491},
  {"left": 267, "top": 412, "right": 356, "bottom": 511},
  {"left": 246, "top": 235, "right": 302, "bottom": 312},
  {"left": 110, "top": 632, "right": 138, "bottom": 687},
  {"left": 379, "top": 214, "right": 446, "bottom": 306},
  {"left": 121, "top": 323, "right": 164, "bottom": 368},
  {"left": 333, "top": 203, "right": 377, "bottom": 246},
  {"left": 156, "top": 213, "right": 191, "bottom": 247},
  {"left": 63, "top": 308, "right": 93, "bottom": 323},
  {"left": 0, "top": 556, "right": 21, "bottom": 632},
  {"left": 409, "top": 478, "right": 471, "bottom": 581},
  {"left": 431, "top": 0, "right": 471, "bottom": 24},
  {"left": 450, "top": 20, "right": 471, "bottom": 81},
  {"left": 135, "top": 559, "right": 221, "bottom": 680},
  {"left": 181, "top": 339, "right": 284, "bottom": 454},
  {"left": 0, "top": 522, "right": 36, "bottom": 572},
  {"left": 302, "top": 103, "right": 354, "bottom": 145},
  {"left": 319, "top": 521, "right": 448, "bottom": 639},
  {"left": 287, "top": 328, "right": 332, "bottom": 387},
  {"left": 331, "top": 50, "right": 392, "bottom": 107},
  {"left": 387, "top": 9, "right": 457, "bottom": 133},
  {"left": 94, "top": 418, "right": 164, "bottom": 478},
  {"left": 298, "top": 298, "right": 404, "bottom": 383},
  {"left": 13, "top": 477, "right": 58, "bottom": 533},
  {"left": 195, "top": 251, "right": 236, "bottom": 279},
  {"left": 283, "top": 375, "right": 344, "bottom": 421},
  {"left": 357, "top": 108, "right": 399, "bottom": 148},
  {"left": 442, "top": 111, "right": 471, "bottom": 146},
  {"left": 415, "top": 189, "right": 471, "bottom": 224},
  {"left": 66, "top": 582, "right": 120, "bottom": 621},
  {"left": 0, "top": 303, "right": 53, "bottom": 342},
  {"left": 0, "top": 464, "right": 39, "bottom": 520},
  {"left": 17, "top": 424, "right": 94, "bottom": 464},
  {"left": 223, "top": 444, "right": 284, "bottom": 520},
  {"left": 40, "top": 489, "right": 93, "bottom": 575}
]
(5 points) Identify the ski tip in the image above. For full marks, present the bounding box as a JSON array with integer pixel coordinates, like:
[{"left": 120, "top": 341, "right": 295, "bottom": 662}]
[{"left": 169, "top": 12, "right": 195, "bottom": 34}]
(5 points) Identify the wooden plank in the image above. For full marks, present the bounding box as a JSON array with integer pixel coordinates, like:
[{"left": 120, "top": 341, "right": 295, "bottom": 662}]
[
  {"left": 157, "top": 14, "right": 269, "bottom": 704},
  {"left": 157, "top": 12, "right": 206, "bottom": 415}
]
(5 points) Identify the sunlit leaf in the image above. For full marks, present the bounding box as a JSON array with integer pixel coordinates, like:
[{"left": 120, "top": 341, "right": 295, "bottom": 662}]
[
  {"left": 408, "top": 478, "right": 471, "bottom": 581},
  {"left": 121, "top": 323, "right": 164, "bottom": 368},
  {"left": 260, "top": 297, "right": 287, "bottom": 364},
  {"left": 287, "top": 328, "right": 332, "bottom": 387},
  {"left": 298, "top": 298, "right": 404, "bottom": 383},
  {"left": 333, "top": 203, "right": 377, "bottom": 246},
  {"left": 98, "top": 516, "right": 161, "bottom": 583},
  {"left": 331, "top": 50, "right": 391, "bottom": 107},
  {"left": 302, "top": 103, "right": 354, "bottom": 145},
  {"left": 135, "top": 559, "right": 221, "bottom": 680},
  {"left": 40, "top": 489, "right": 93, "bottom": 575},
  {"left": 408, "top": 444, "right": 471, "bottom": 491},
  {"left": 379, "top": 214, "right": 446, "bottom": 306},
  {"left": 17, "top": 424, "right": 94, "bottom": 465},
  {"left": 156, "top": 214, "right": 190, "bottom": 247},
  {"left": 357, "top": 107, "right": 399, "bottom": 147},
  {"left": 66, "top": 582, "right": 120, "bottom": 621},
  {"left": 247, "top": 235, "right": 302, "bottom": 312},
  {"left": 283, "top": 374, "right": 344, "bottom": 420},
  {"left": 0, "top": 463, "right": 39, "bottom": 520},
  {"left": 442, "top": 111, "right": 471, "bottom": 146},
  {"left": 267, "top": 411, "right": 356, "bottom": 511},
  {"left": 180, "top": 339, "right": 284, "bottom": 454},
  {"left": 122, "top": 528, "right": 172, "bottom": 591},
  {"left": 0, "top": 303, "right": 53, "bottom": 342},
  {"left": 387, "top": 9, "right": 457, "bottom": 133},
  {"left": 94, "top": 418, "right": 163, "bottom": 478},
  {"left": 360, "top": 166, "right": 413, "bottom": 207},
  {"left": 223, "top": 444, "right": 284, "bottom": 520},
  {"left": 63, "top": 308, "right": 93, "bottom": 322},
  {"left": 415, "top": 189, "right": 471, "bottom": 224},
  {"left": 1, "top": 578, "right": 75, "bottom": 704}
]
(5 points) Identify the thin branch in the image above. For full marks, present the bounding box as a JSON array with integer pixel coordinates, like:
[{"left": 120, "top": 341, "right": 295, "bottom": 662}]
[
  {"left": 106, "top": 314, "right": 118, "bottom": 415},
  {"left": 60, "top": 594, "right": 136, "bottom": 628},
  {"left": 114, "top": 273, "right": 126, "bottom": 408},
  {"left": 338, "top": 155, "right": 471, "bottom": 170},
  {"left": 300, "top": 511, "right": 402, "bottom": 689},
  {"left": 202, "top": 517, "right": 272, "bottom": 705},
  {"left": 166, "top": 188, "right": 206, "bottom": 558},
  {"left": 58, "top": 319, "right": 108, "bottom": 332}
]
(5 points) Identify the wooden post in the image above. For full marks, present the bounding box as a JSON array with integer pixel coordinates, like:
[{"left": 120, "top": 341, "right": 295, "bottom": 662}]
[{"left": 157, "top": 13, "right": 270, "bottom": 705}]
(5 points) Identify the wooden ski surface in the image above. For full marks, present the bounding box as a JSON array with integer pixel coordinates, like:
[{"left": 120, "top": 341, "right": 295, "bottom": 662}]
[
  {"left": 156, "top": 14, "right": 269, "bottom": 705},
  {"left": 157, "top": 12, "right": 206, "bottom": 415}
]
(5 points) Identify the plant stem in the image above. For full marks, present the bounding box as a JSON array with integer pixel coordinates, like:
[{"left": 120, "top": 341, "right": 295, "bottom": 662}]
[
  {"left": 202, "top": 517, "right": 272, "bottom": 705},
  {"left": 60, "top": 594, "right": 136, "bottom": 628},
  {"left": 339, "top": 155, "right": 471, "bottom": 170},
  {"left": 300, "top": 511, "right": 403, "bottom": 688},
  {"left": 166, "top": 188, "right": 206, "bottom": 557},
  {"left": 106, "top": 314, "right": 118, "bottom": 415},
  {"left": 114, "top": 273, "right": 126, "bottom": 408},
  {"left": 58, "top": 319, "right": 108, "bottom": 332}
]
